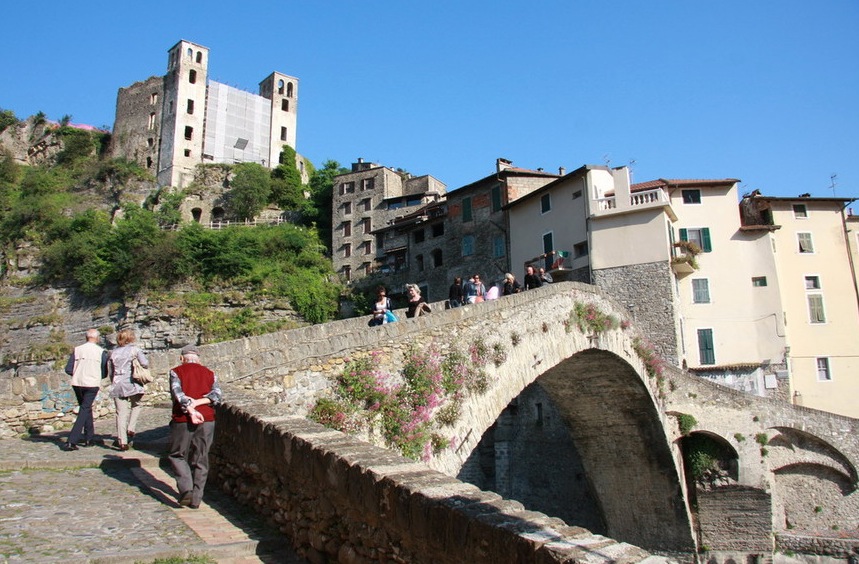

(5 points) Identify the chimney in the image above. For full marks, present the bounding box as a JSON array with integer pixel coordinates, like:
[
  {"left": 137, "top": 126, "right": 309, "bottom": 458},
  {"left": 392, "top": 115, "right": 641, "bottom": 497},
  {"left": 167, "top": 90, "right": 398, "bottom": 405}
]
[
  {"left": 559, "top": 167, "right": 566, "bottom": 176},
  {"left": 496, "top": 158, "right": 513, "bottom": 173}
]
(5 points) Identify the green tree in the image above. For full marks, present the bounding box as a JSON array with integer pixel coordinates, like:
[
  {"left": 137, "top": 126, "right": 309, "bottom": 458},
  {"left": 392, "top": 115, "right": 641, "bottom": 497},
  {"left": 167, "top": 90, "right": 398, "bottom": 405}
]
[
  {"left": 270, "top": 145, "right": 306, "bottom": 211},
  {"left": 227, "top": 162, "right": 270, "bottom": 220},
  {"left": 308, "top": 160, "right": 348, "bottom": 251},
  {"left": 0, "top": 108, "right": 18, "bottom": 134}
]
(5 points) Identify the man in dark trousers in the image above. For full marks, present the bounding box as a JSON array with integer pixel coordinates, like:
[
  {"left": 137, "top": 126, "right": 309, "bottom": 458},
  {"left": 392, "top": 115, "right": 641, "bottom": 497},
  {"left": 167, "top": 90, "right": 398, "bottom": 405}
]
[
  {"left": 63, "top": 328, "right": 108, "bottom": 450},
  {"left": 168, "top": 344, "right": 222, "bottom": 509}
]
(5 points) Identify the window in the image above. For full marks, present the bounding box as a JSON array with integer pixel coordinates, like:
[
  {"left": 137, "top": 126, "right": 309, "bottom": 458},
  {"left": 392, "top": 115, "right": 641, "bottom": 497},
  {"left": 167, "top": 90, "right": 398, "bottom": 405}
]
[
  {"left": 804, "top": 275, "right": 821, "bottom": 290},
  {"left": 493, "top": 235, "right": 505, "bottom": 258},
  {"left": 146, "top": 157, "right": 152, "bottom": 169},
  {"left": 682, "top": 189, "right": 701, "bottom": 204},
  {"left": 150, "top": 92, "right": 158, "bottom": 105},
  {"left": 147, "top": 138, "right": 154, "bottom": 147},
  {"left": 184, "top": 126, "right": 193, "bottom": 140},
  {"left": 196, "top": 51, "right": 203, "bottom": 63},
  {"left": 462, "top": 197, "right": 473, "bottom": 222},
  {"left": 345, "top": 182, "right": 355, "bottom": 193},
  {"left": 344, "top": 243, "right": 351, "bottom": 258},
  {"left": 793, "top": 204, "right": 808, "bottom": 219},
  {"left": 416, "top": 254, "right": 424, "bottom": 271},
  {"left": 186, "top": 99, "right": 194, "bottom": 114},
  {"left": 543, "top": 232, "right": 554, "bottom": 269},
  {"left": 363, "top": 241, "right": 372, "bottom": 255},
  {"left": 187, "top": 47, "right": 193, "bottom": 59},
  {"left": 343, "top": 265, "right": 351, "bottom": 282},
  {"left": 692, "top": 279, "right": 710, "bottom": 303},
  {"left": 363, "top": 217, "right": 372, "bottom": 234},
  {"left": 287, "top": 82, "right": 294, "bottom": 98},
  {"left": 343, "top": 221, "right": 351, "bottom": 237},
  {"left": 462, "top": 235, "right": 475, "bottom": 257},
  {"left": 148, "top": 113, "right": 156, "bottom": 130},
  {"left": 343, "top": 202, "right": 351, "bottom": 215},
  {"left": 491, "top": 186, "right": 502, "bottom": 212},
  {"left": 362, "top": 198, "right": 372, "bottom": 212},
  {"left": 807, "top": 294, "right": 826, "bottom": 323},
  {"left": 572, "top": 190, "right": 582, "bottom": 199},
  {"left": 752, "top": 276, "right": 768, "bottom": 287},
  {"left": 189, "top": 69, "right": 197, "bottom": 84},
  {"left": 697, "top": 328, "right": 715, "bottom": 365},
  {"left": 574, "top": 241, "right": 588, "bottom": 258},
  {"left": 414, "top": 229, "right": 425, "bottom": 244},
  {"left": 277, "top": 79, "right": 285, "bottom": 94},
  {"left": 679, "top": 228, "right": 712, "bottom": 252},
  {"left": 541, "top": 193, "right": 552, "bottom": 214},
  {"left": 281, "top": 99, "right": 289, "bottom": 112},
  {"left": 184, "top": 149, "right": 191, "bottom": 157},
  {"left": 816, "top": 357, "right": 832, "bottom": 381},
  {"left": 362, "top": 178, "right": 375, "bottom": 191},
  {"left": 797, "top": 232, "right": 814, "bottom": 253},
  {"left": 432, "top": 249, "right": 443, "bottom": 267},
  {"left": 431, "top": 223, "right": 444, "bottom": 237},
  {"left": 280, "top": 127, "right": 287, "bottom": 141}
]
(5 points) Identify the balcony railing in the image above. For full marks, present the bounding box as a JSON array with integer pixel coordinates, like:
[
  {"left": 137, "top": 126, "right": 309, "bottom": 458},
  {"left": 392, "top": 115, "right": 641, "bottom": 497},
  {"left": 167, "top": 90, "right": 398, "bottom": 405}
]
[{"left": 594, "top": 188, "right": 669, "bottom": 214}]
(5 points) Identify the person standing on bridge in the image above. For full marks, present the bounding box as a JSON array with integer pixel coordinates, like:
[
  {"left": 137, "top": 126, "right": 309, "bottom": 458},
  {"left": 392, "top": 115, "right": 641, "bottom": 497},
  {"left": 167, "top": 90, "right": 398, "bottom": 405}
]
[
  {"left": 168, "top": 344, "right": 222, "bottom": 509},
  {"left": 524, "top": 265, "right": 542, "bottom": 290}
]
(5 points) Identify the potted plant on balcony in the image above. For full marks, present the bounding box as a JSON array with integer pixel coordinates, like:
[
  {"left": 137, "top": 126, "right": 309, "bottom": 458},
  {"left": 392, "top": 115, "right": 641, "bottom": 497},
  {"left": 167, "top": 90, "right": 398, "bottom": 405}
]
[{"left": 672, "top": 240, "right": 702, "bottom": 270}]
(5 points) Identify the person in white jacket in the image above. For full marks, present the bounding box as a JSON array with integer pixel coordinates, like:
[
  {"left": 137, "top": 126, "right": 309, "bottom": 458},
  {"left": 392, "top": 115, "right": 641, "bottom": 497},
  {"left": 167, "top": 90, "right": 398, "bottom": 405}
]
[{"left": 63, "top": 329, "right": 108, "bottom": 451}]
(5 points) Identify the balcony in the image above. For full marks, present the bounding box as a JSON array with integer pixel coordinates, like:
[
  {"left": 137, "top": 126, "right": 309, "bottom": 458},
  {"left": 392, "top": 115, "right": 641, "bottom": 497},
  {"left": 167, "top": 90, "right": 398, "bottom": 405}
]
[
  {"left": 593, "top": 188, "right": 674, "bottom": 219},
  {"left": 524, "top": 250, "right": 574, "bottom": 280}
]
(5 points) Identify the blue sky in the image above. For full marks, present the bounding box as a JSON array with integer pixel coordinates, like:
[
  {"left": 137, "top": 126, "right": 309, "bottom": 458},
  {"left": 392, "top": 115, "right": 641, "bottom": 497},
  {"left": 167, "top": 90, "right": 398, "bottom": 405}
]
[{"left": 2, "top": 1, "right": 856, "bottom": 199}]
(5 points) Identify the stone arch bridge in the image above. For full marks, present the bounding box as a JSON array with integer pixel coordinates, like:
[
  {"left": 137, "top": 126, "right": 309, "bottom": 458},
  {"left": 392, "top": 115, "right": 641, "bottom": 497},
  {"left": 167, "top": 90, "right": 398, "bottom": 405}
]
[{"left": 141, "top": 282, "right": 858, "bottom": 563}]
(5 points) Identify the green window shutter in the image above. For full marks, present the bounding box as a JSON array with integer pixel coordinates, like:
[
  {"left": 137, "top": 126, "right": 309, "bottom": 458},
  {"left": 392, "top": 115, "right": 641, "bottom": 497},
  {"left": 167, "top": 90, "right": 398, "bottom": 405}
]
[
  {"left": 679, "top": 228, "right": 688, "bottom": 242},
  {"left": 701, "top": 228, "right": 712, "bottom": 252},
  {"left": 697, "top": 328, "right": 715, "bottom": 365}
]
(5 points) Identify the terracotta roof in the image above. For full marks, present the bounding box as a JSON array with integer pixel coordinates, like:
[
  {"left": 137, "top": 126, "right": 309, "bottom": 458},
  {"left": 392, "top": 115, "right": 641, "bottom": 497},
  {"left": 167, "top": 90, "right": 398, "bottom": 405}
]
[{"left": 631, "top": 178, "right": 739, "bottom": 192}]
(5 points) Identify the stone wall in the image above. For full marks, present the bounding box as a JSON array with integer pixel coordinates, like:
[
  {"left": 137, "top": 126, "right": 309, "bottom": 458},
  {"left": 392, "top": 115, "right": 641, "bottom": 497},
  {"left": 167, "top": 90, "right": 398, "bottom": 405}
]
[
  {"left": 209, "top": 397, "right": 669, "bottom": 564},
  {"left": 696, "top": 486, "right": 773, "bottom": 552},
  {"left": 592, "top": 261, "right": 679, "bottom": 363}
]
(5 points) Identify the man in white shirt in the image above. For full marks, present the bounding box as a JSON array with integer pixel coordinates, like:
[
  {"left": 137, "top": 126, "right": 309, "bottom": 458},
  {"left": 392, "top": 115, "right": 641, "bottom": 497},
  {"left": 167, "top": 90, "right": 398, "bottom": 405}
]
[{"left": 63, "top": 329, "right": 108, "bottom": 451}]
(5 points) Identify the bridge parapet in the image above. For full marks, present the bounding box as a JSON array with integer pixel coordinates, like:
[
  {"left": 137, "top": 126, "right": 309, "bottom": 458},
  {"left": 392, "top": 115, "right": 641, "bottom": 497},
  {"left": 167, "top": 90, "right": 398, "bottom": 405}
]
[{"left": 211, "top": 394, "right": 674, "bottom": 564}]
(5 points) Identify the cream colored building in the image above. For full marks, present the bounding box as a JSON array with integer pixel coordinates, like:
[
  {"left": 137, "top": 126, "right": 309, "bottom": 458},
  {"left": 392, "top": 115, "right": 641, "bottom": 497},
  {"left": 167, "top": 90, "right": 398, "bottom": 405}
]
[
  {"left": 508, "top": 167, "right": 858, "bottom": 417},
  {"left": 741, "top": 193, "right": 859, "bottom": 417}
]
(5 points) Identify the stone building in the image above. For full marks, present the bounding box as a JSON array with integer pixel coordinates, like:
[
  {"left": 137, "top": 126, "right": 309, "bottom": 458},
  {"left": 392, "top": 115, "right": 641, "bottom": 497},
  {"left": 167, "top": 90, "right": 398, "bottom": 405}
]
[
  {"left": 331, "top": 159, "right": 446, "bottom": 285},
  {"left": 338, "top": 158, "right": 560, "bottom": 302},
  {"left": 111, "top": 39, "right": 299, "bottom": 189}
]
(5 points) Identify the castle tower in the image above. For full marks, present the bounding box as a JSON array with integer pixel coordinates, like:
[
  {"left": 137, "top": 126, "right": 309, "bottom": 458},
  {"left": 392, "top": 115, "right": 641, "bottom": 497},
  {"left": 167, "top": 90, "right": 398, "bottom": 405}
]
[
  {"left": 158, "top": 40, "right": 209, "bottom": 188},
  {"left": 259, "top": 72, "right": 299, "bottom": 168}
]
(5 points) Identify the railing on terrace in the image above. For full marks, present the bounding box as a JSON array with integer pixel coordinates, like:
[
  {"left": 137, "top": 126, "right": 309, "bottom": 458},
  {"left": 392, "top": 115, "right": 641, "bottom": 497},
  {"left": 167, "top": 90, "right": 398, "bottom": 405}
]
[
  {"left": 162, "top": 218, "right": 289, "bottom": 231},
  {"left": 594, "top": 188, "right": 669, "bottom": 212}
]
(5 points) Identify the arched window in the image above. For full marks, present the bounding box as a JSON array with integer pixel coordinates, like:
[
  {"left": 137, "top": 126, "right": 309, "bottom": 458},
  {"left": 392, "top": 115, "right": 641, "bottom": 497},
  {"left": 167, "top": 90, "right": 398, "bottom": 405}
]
[
  {"left": 191, "top": 208, "right": 202, "bottom": 222},
  {"left": 189, "top": 69, "right": 197, "bottom": 84},
  {"left": 187, "top": 47, "right": 193, "bottom": 59},
  {"left": 286, "top": 82, "right": 294, "bottom": 98},
  {"left": 277, "top": 79, "right": 285, "bottom": 95},
  {"left": 211, "top": 207, "right": 225, "bottom": 222},
  {"left": 195, "top": 51, "right": 202, "bottom": 63}
]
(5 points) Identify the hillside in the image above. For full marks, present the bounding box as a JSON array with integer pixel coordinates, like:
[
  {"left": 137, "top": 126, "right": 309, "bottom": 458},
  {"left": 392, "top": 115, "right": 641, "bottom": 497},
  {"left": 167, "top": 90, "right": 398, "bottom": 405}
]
[{"left": 0, "top": 111, "right": 341, "bottom": 376}]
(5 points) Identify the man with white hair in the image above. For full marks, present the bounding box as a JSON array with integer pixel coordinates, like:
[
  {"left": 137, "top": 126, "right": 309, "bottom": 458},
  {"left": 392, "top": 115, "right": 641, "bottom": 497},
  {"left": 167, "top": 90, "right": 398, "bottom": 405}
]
[
  {"left": 168, "top": 344, "right": 222, "bottom": 509},
  {"left": 63, "top": 328, "right": 108, "bottom": 451}
]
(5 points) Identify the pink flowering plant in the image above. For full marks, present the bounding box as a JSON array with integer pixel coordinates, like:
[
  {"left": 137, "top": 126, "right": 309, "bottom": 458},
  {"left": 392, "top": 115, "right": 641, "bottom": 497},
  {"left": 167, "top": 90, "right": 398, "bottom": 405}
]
[
  {"left": 567, "top": 301, "right": 621, "bottom": 335},
  {"left": 632, "top": 336, "right": 665, "bottom": 379},
  {"left": 309, "top": 341, "right": 503, "bottom": 461}
]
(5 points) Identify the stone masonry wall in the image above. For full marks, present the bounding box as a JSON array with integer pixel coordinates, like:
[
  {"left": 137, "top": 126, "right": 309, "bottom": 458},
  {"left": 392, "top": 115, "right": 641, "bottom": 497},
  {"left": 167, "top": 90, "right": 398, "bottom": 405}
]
[
  {"left": 696, "top": 486, "right": 773, "bottom": 552},
  {"left": 209, "top": 397, "right": 668, "bottom": 564},
  {"left": 592, "top": 261, "right": 679, "bottom": 363}
]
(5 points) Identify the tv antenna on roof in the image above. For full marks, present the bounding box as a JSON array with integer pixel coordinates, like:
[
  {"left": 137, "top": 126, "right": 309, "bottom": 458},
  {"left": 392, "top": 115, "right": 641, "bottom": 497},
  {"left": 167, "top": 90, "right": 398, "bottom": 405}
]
[
  {"left": 603, "top": 154, "right": 611, "bottom": 167},
  {"left": 829, "top": 174, "right": 837, "bottom": 196},
  {"left": 628, "top": 158, "right": 636, "bottom": 183}
]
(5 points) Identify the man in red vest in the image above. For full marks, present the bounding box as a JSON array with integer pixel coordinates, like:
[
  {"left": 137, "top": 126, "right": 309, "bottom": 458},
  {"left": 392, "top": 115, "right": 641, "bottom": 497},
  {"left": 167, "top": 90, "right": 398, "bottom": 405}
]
[{"left": 168, "top": 344, "right": 222, "bottom": 509}]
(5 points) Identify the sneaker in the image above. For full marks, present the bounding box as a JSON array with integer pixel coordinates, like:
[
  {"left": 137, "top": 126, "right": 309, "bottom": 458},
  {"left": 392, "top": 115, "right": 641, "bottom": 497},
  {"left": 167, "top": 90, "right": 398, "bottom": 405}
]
[
  {"left": 178, "top": 492, "right": 192, "bottom": 507},
  {"left": 62, "top": 442, "right": 79, "bottom": 451}
]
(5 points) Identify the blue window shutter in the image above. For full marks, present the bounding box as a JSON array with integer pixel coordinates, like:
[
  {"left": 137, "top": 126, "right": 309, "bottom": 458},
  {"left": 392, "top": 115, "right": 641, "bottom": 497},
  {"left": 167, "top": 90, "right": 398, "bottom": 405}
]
[{"left": 702, "top": 228, "right": 712, "bottom": 252}]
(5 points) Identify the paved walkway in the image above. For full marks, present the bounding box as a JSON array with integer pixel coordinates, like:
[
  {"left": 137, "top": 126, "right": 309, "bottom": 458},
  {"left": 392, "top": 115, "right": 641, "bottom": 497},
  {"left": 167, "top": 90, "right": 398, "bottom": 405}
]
[{"left": 0, "top": 407, "right": 306, "bottom": 563}]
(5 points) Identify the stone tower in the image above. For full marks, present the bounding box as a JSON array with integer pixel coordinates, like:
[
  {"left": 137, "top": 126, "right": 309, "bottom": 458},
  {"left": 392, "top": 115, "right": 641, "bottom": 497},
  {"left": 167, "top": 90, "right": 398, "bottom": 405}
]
[
  {"left": 259, "top": 72, "right": 299, "bottom": 169},
  {"left": 158, "top": 40, "right": 209, "bottom": 189}
]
